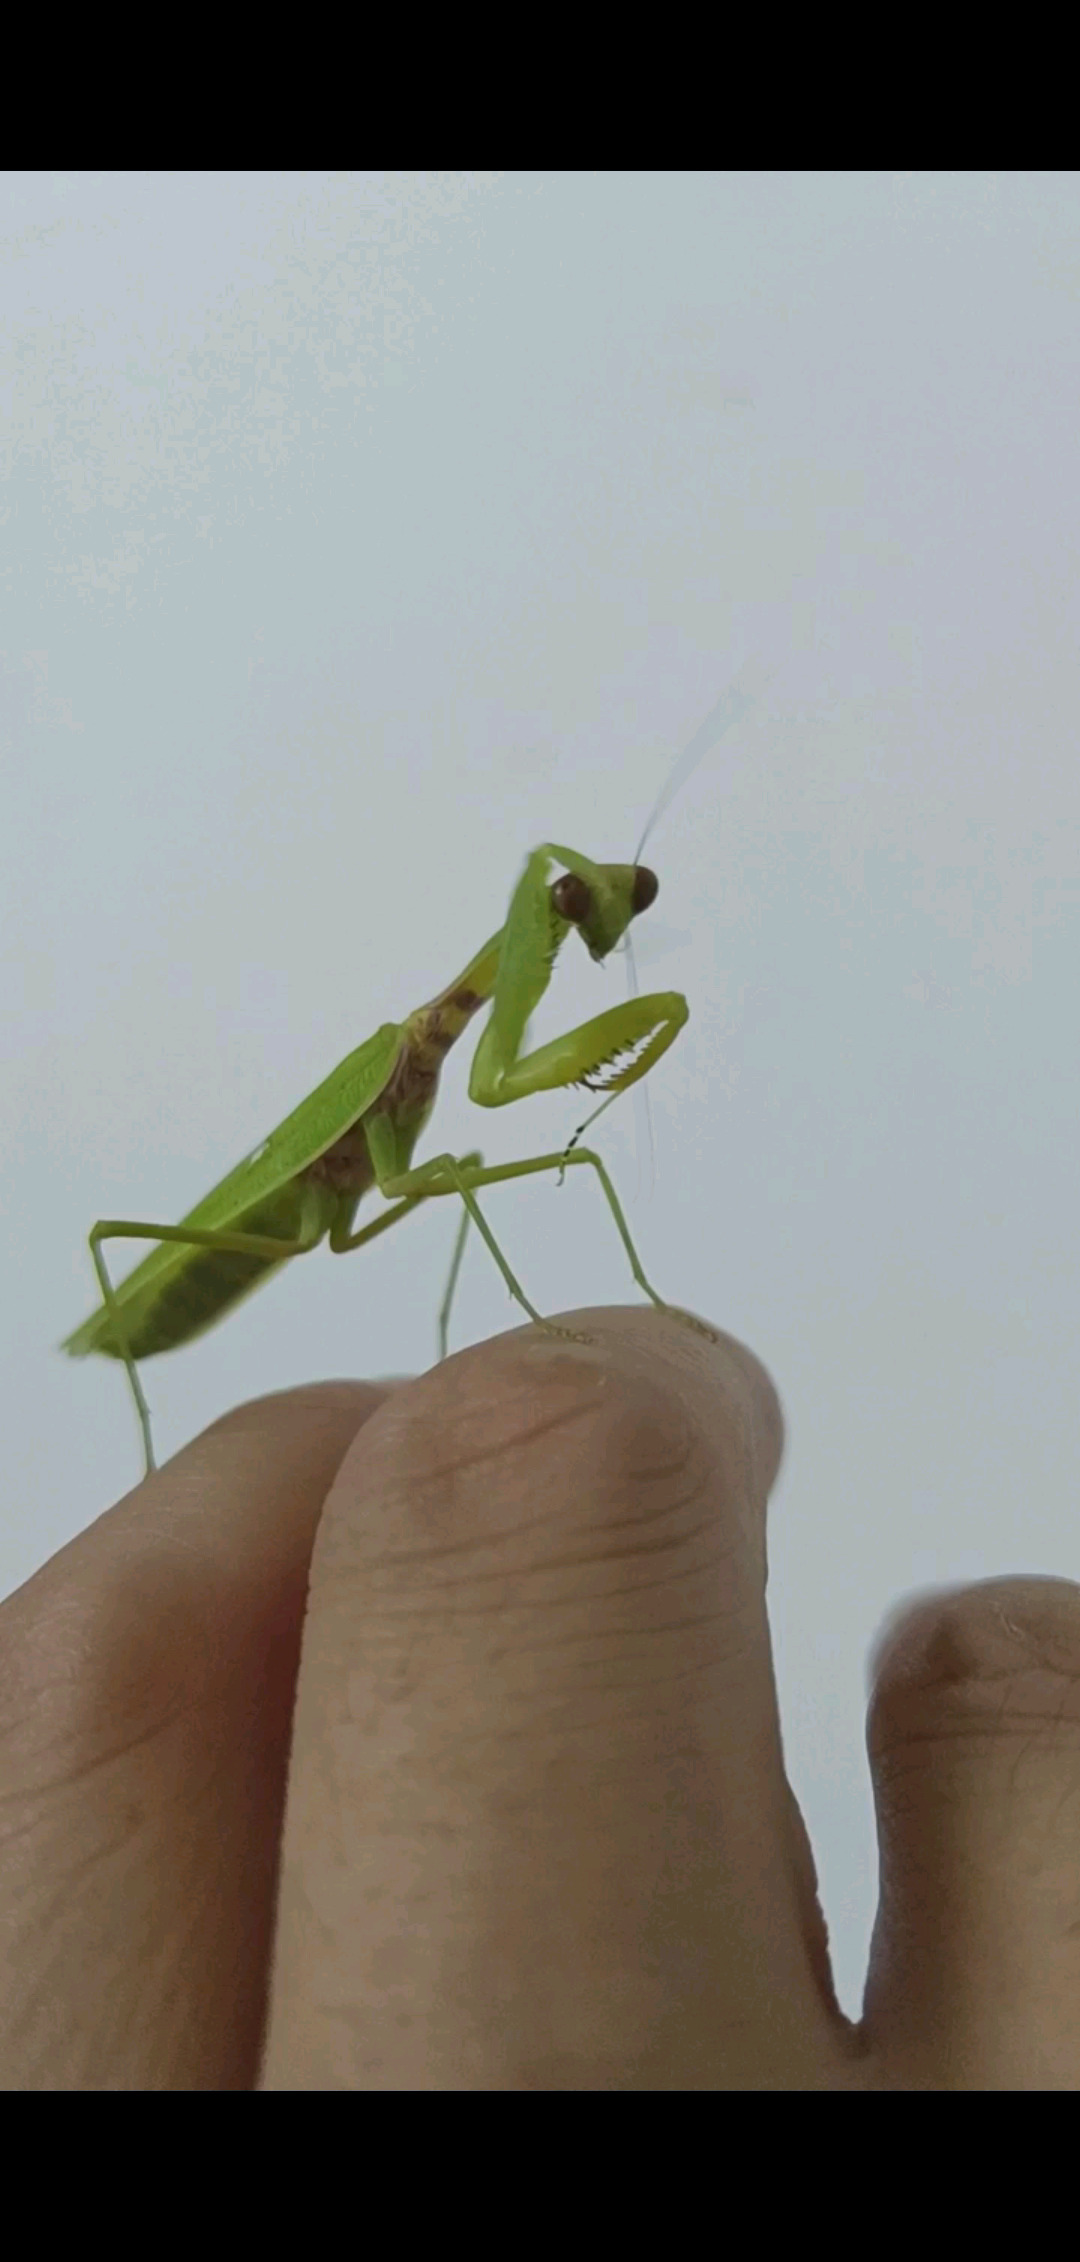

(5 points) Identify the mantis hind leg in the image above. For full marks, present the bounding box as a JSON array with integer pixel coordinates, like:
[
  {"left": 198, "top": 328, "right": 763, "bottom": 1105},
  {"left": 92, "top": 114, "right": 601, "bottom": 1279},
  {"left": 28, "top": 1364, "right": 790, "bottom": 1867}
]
[{"left": 89, "top": 1198, "right": 328, "bottom": 1478}]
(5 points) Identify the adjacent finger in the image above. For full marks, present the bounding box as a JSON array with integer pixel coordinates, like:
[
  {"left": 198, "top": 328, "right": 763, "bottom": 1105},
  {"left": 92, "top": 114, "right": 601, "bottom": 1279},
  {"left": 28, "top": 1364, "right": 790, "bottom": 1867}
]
[
  {"left": 863, "top": 1575, "right": 1080, "bottom": 2089},
  {"left": 0, "top": 1381, "right": 391, "bottom": 2091}
]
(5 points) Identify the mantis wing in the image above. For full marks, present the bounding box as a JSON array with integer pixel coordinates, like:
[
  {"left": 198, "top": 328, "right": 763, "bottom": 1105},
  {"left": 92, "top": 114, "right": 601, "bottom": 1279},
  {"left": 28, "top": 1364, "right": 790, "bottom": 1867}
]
[{"left": 62, "top": 1021, "right": 404, "bottom": 1356}]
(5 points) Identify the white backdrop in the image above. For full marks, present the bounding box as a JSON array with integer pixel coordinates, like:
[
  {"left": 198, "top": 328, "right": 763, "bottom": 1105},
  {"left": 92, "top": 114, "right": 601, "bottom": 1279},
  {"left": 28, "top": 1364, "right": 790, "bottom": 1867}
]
[{"left": 3, "top": 171, "right": 1079, "bottom": 2018}]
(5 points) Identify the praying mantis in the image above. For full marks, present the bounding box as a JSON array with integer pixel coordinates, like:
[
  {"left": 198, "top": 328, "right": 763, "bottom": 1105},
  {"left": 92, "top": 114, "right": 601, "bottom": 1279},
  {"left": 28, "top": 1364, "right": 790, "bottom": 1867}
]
[{"left": 63, "top": 667, "right": 768, "bottom": 1476}]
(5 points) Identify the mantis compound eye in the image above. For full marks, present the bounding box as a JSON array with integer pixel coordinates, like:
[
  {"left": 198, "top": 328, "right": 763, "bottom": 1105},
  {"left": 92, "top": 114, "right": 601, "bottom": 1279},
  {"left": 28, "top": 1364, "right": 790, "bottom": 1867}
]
[
  {"left": 551, "top": 872, "right": 592, "bottom": 925},
  {"left": 631, "top": 866, "right": 659, "bottom": 915}
]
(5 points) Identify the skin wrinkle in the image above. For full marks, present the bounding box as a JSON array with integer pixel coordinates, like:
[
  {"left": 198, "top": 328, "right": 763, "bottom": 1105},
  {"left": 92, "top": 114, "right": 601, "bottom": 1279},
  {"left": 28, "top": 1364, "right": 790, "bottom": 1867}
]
[
  {"left": 873, "top": 1671, "right": 1080, "bottom": 1762},
  {"left": 344, "top": 1628, "right": 747, "bottom": 1710},
  {"left": 875, "top": 1721, "right": 1079, "bottom": 1788},
  {"left": 484, "top": 1602, "right": 748, "bottom": 1668},
  {"left": 8, "top": 1596, "right": 224, "bottom": 1754},
  {"left": 304, "top": 1340, "right": 772, "bottom": 1785},
  {"left": 326, "top": 1374, "right": 738, "bottom": 1606},
  {"left": 353, "top": 1629, "right": 753, "bottom": 1753},
  {"left": 434, "top": 1686, "right": 761, "bottom": 1760},
  {"left": 324, "top": 1424, "right": 755, "bottom": 1779},
  {"left": 339, "top": 1641, "right": 768, "bottom": 1767},
  {"left": 345, "top": 1467, "right": 712, "bottom": 1574},
  {"left": 337, "top": 1515, "right": 730, "bottom": 1601},
  {"left": 345, "top": 1591, "right": 741, "bottom": 1654},
  {"left": 324, "top": 1554, "right": 747, "bottom": 1652},
  {"left": 404, "top": 1632, "right": 756, "bottom": 1734},
  {"left": 12, "top": 1837, "right": 200, "bottom": 2057},
  {"left": 329, "top": 1504, "right": 718, "bottom": 1586},
  {"left": 354, "top": 1370, "right": 621, "bottom": 1492},
  {"left": 0, "top": 1713, "right": 186, "bottom": 1822},
  {"left": 365, "top": 1337, "right": 708, "bottom": 1479},
  {"left": 468, "top": 1664, "right": 742, "bottom": 1728}
]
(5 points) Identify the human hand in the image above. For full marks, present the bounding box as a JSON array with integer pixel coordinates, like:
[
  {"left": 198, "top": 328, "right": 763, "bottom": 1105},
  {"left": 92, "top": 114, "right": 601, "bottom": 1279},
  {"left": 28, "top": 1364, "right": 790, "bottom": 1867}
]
[{"left": 2, "top": 1308, "right": 1078, "bottom": 2088}]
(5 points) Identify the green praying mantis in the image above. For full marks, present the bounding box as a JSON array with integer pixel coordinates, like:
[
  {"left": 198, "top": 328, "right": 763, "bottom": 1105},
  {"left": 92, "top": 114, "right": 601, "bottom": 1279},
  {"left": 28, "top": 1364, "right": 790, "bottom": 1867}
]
[{"left": 64, "top": 667, "right": 768, "bottom": 1476}]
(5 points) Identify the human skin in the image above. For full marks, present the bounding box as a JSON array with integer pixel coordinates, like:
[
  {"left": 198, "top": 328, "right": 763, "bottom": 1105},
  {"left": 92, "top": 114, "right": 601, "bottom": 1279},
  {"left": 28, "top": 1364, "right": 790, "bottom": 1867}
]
[{"left": 1, "top": 1308, "right": 1078, "bottom": 2089}]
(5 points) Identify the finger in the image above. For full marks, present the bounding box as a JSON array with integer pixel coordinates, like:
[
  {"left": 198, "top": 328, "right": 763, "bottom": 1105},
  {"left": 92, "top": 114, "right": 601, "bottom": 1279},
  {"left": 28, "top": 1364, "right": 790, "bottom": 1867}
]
[
  {"left": 0, "top": 1381, "right": 394, "bottom": 2091},
  {"left": 863, "top": 1575, "right": 1080, "bottom": 2089},
  {"left": 260, "top": 1308, "right": 849, "bottom": 2090}
]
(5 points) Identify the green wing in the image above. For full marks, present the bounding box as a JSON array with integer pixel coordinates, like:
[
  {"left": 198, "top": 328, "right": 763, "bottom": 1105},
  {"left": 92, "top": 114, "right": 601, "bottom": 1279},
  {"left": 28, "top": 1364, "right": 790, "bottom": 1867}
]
[{"left": 63, "top": 1021, "right": 404, "bottom": 1356}]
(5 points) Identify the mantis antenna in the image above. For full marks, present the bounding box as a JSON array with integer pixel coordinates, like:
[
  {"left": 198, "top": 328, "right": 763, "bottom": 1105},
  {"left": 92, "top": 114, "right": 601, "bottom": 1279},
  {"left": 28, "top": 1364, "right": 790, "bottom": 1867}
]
[{"left": 561, "top": 657, "right": 774, "bottom": 1177}]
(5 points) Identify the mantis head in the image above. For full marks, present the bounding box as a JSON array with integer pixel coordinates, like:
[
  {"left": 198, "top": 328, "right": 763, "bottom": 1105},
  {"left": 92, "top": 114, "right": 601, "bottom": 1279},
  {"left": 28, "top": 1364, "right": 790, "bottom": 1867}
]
[{"left": 548, "top": 851, "right": 659, "bottom": 965}]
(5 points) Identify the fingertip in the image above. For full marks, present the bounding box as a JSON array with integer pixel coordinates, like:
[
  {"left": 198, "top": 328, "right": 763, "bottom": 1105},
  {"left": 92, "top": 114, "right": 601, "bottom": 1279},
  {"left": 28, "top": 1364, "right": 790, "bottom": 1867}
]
[{"left": 868, "top": 1573, "right": 1080, "bottom": 1711}]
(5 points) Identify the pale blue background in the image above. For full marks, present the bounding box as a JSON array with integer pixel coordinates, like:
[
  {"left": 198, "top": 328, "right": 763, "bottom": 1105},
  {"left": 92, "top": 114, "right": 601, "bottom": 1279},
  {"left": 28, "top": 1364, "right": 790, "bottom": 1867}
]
[{"left": 3, "top": 171, "right": 1079, "bottom": 2019}]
